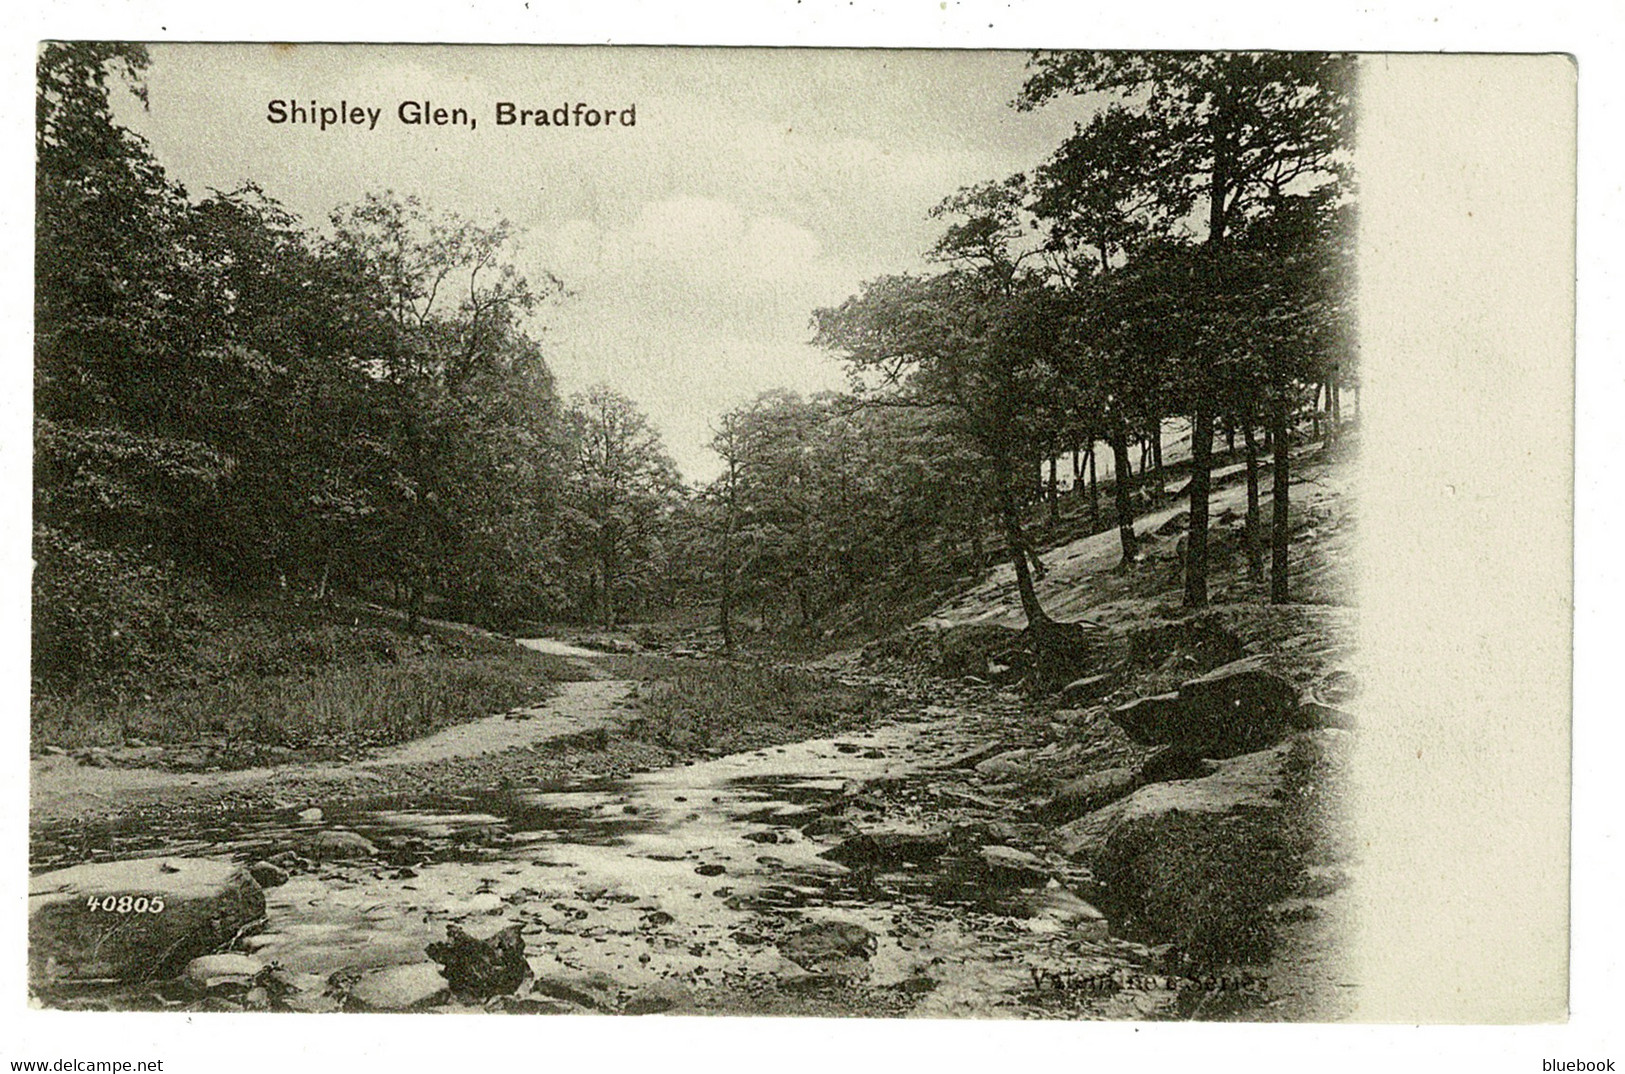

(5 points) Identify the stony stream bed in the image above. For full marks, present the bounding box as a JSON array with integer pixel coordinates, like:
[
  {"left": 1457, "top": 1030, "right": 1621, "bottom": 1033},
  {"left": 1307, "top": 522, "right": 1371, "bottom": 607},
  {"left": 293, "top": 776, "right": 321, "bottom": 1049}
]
[{"left": 31, "top": 679, "right": 1186, "bottom": 1018}]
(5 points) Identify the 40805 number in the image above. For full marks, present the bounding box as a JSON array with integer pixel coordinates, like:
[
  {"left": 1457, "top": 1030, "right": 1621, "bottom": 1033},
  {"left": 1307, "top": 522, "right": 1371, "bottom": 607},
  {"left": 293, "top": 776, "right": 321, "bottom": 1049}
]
[{"left": 86, "top": 895, "right": 165, "bottom": 913}]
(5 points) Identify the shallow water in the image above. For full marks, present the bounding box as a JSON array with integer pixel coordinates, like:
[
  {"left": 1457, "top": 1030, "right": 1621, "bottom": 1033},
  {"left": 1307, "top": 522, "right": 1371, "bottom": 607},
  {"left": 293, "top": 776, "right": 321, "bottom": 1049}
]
[{"left": 33, "top": 696, "right": 1147, "bottom": 1015}]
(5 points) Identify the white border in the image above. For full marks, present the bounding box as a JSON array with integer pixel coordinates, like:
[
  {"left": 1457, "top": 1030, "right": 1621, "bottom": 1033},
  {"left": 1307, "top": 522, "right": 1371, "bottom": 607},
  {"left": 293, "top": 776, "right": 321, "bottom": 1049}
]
[{"left": 3, "top": 2, "right": 1618, "bottom": 1070}]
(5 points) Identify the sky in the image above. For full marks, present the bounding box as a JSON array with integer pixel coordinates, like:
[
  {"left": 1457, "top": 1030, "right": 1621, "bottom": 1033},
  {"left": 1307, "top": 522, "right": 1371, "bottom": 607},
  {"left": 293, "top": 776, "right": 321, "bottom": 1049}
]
[{"left": 113, "top": 45, "right": 1100, "bottom": 480}]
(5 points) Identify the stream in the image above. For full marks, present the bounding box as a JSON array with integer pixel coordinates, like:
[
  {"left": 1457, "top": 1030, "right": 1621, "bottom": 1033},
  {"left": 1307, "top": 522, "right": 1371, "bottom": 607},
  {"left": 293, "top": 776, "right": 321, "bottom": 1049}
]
[{"left": 31, "top": 677, "right": 1171, "bottom": 1017}]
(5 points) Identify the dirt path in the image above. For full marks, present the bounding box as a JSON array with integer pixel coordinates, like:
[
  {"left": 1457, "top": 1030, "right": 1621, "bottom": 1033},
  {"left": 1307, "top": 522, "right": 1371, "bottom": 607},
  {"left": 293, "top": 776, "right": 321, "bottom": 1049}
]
[{"left": 30, "top": 645, "right": 620, "bottom": 827}]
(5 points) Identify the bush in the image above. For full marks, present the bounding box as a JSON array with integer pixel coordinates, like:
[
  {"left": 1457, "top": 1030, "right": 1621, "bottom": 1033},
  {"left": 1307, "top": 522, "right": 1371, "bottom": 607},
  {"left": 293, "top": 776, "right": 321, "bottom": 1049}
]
[
  {"left": 1092, "top": 809, "right": 1292, "bottom": 973},
  {"left": 1087, "top": 732, "right": 1343, "bottom": 975},
  {"left": 31, "top": 526, "right": 205, "bottom": 695}
]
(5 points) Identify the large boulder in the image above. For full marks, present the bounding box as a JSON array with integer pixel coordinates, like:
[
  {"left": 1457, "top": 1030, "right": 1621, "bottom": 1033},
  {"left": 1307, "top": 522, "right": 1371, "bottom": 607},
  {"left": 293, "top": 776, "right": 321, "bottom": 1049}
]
[
  {"left": 306, "top": 830, "right": 379, "bottom": 861},
  {"left": 974, "top": 845, "right": 1051, "bottom": 888},
  {"left": 974, "top": 748, "right": 1033, "bottom": 780},
  {"left": 1176, "top": 657, "right": 1299, "bottom": 756},
  {"left": 1011, "top": 886, "right": 1110, "bottom": 939},
  {"left": 183, "top": 952, "right": 264, "bottom": 992},
  {"left": 1107, "top": 693, "right": 1184, "bottom": 745},
  {"left": 1107, "top": 657, "right": 1298, "bottom": 758},
  {"left": 820, "top": 828, "right": 949, "bottom": 869},
  {"left": 29, "top": 858, "right": 265, "bottom": 984},
  {"left": 1134, "top": 744, "right": 1210, "bottom": 785},
  {"left": 777, "top": 920, "right": 876, "bottom": 977},
  {"left": 345, "top": 962, "right": 452, "bottom": 1011},
  {"left": 1055, "top": 740, "right": 1294, "bottom": 862},
  {"left": 426, "top": 924, "right": 530, "bottom": 998},
  {"left": 1033, "top": 766, "right": 1141, "bottom": 823}
]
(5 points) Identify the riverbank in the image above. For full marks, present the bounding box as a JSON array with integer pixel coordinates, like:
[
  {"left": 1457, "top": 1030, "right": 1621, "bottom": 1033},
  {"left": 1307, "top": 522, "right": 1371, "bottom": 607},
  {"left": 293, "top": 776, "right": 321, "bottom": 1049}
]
[{"left": 31, "top": 446, "right": 1357, "bottom": 1019}]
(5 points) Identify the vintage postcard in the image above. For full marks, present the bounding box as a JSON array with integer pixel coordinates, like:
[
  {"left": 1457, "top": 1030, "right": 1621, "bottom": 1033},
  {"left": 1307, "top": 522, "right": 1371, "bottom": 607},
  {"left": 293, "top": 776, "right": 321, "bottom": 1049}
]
[{"left": 21, "top": 39, "right": 1576, "bottom": 1045}]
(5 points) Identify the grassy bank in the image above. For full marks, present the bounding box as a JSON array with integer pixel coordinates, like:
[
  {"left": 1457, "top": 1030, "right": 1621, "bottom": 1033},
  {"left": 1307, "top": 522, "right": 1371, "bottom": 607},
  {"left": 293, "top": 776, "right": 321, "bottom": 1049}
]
[
  {"left": 31, "top": 596, "right": 586, "bottom": 756},
  {"left": 619, "top": 657, "right": 889, "bottom": 756}
]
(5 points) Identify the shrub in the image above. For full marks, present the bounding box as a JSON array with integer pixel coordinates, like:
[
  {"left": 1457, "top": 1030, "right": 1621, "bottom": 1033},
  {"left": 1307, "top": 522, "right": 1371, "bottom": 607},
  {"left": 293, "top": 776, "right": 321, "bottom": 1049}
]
[{"left": 31, "top": 526, "right": 205, "bottom": 695}]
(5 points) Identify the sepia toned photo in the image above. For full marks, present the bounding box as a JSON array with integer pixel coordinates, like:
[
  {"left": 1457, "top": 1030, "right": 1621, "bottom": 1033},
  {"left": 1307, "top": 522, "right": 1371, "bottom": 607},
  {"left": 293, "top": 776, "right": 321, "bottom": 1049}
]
[{"left": 24, "top": 43, "right": 1575, "bottom": 1028}]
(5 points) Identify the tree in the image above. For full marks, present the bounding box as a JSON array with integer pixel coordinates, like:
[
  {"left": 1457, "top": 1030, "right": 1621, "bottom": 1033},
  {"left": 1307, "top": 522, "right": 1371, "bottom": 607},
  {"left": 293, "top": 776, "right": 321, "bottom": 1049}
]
[
  {"left": 322, "top": 192, "right": 567, "bottom": 626},
  {"left": 815, "top": 178, "right": 1111, "bottom": 687},
  {"left": 1031, "top": 111, "right": 1188, "bottom": 566},
  {"left": 1020, "top": 51, "right": 1355, "bottom": 606},
  {"left": 562, "top": 387, "right": 681, "bottom": 628}
]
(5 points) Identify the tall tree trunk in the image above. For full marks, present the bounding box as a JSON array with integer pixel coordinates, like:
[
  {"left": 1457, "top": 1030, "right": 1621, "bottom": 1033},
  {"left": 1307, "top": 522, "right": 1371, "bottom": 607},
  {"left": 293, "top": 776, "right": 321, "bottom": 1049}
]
[
  {"left": 1243, "top": 423, "right": 1264, "bottom": 582},
  {"left": 1184, "top": 407, "right": 1213, "bottom": 608},
  {"left": 1271, "top": 396, "right": 1292, "bottom": 604},
  {"left": 1151, "top": 423, "right": 1165, "bottom": 502},
  {"left": 1071, "top": 445, "right": 1082, "bottom": 492},
  {"left": 1109, "top": 429, "right": 1137, "bottom": 565},
  {"left": 1047, "top": 454, "right": 1059, "bottom": 512},
  {"left": 1087, "top": 445, "right": 1100, "bottom": 529},
  {"left": 1329, "top": 369, "right": 1342, "bottom": 442},
  {"left": 998, "top": 470, "right": 1050, "bottom": 628}
]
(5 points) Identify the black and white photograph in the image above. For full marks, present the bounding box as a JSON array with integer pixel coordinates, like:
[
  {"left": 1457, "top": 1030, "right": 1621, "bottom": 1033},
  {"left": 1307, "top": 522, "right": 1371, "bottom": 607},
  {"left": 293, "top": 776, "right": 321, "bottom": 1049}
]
[{"left": 11, "top": 8, "right": 1602, "bottom": 1067}]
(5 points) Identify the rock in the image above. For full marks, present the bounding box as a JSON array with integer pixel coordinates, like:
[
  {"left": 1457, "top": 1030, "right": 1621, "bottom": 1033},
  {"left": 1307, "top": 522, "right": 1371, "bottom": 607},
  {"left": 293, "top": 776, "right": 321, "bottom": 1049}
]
[
  {"left": 531, "top": 975, "right": 611, "bottom": 1010},
  {"left": 306, "top": 830, "right": 379, "bottom": 861},
  {"left": 1155, "top": 511, "right": 1190, "bottom": 536},
  {"left": 820, "top": 829, "right": 949, "bottom": 869},
  {"left": 29, "top": 858, "right": 265, "bottom": 984},
  {"left": 976, "top": 845, "right": 1050, "bottom": 887},
  {"left": 1058, "top": 674, "right": 1114, "bottom": 706},
  {"left": 1107, "top": 693, "right": 1184, "bottom": 745},
  {"left": 974, "top": 748, "right": 1033, "bottom": 779},
  {"left": 778, "top": 920, "right": 877, "bottom": 973},
  {"left": 247, "top": 861, "right": 290, "bottom": 889},
  {"left": 1107, "top": 658, "right": 1298, "bottom": 758},
  {"left": 1293, "top": 700, "right": 1356, "bottom": 731},
  {"left": 622, "top": 979, "right": 694, "bottom": 1014},
  {"left": 1014, "top": 886, "right": 1110, "bottom": 939},
  {"left": 800, "top": 815, "right": 855, "bottom": 839},
  {"left": 1034, "top": 767, "right": 1141, "bottom": 823},
  {"left": 938, "top": 741, "right": 1015, "bottom": 770},
  {"left": 1313, "top": 668, "right": 1362, "bottom": 707},
  {"left": 346, "top": 962, "right": 451, "bottom": 1011},
  {"left": 1135, "top": 744, "right": 1211, "bottom": 785},
  {"left": 948, "top": 818, "right": 1022, "bottom": 848},
  {"left": 1176, "top": 657, "right": 1300, "bottom": 756},
  {"left": 183, "top": 952, "right": 263, "bottom": 991},
  {"left": 487, "top": 994, "right": 575, "bottom": 1014},
  {"left": 694, "top": 863, "right": 726, "bottom": 877},
  {"left": 1056, "top": 740, "right": 1294, "bottom": 861},
  {"left": 296, "top": 808, "right": 323, "bottom": 823},
  {"left": 426, "top": 924, "right": 529, "bottom": 998}
]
